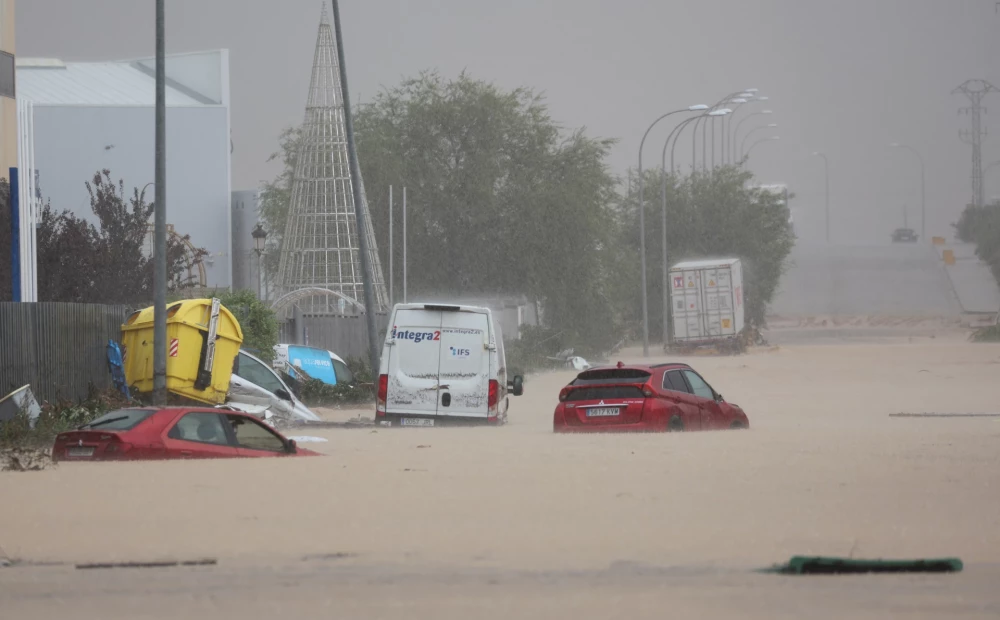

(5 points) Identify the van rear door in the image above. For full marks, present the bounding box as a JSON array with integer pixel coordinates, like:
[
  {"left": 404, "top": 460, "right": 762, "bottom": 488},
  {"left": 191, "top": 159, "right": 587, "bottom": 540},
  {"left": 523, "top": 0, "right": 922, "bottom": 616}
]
[
  {"left": 385, "top": 308, "right": 442, "bottom": 417},
  {"left": 437, "top": 309, "right": 491, "bottom": 419}
]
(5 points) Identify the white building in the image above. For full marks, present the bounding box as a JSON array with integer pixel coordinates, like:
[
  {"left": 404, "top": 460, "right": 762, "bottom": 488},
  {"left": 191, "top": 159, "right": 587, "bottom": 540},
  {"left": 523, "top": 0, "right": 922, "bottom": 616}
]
[{"left": 15, "top": 50, "right": 234, "bottom": 288}]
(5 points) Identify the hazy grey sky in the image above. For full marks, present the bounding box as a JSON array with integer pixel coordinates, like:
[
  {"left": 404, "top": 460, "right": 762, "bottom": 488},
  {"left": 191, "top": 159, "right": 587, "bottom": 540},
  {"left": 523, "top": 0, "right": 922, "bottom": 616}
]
[{"left": 17, "top": 1, "right": 999, "bottom": 244}]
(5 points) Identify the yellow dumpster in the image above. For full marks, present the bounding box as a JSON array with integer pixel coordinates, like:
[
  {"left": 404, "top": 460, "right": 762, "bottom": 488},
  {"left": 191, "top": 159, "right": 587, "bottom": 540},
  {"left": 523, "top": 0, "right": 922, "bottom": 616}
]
[
  {"left": 932, "top": 236, "right": 946, "bottom": 246},
  {"left": 121, "top": 298, "right": 244, "bottom": 404},
  {"left": 943, "top": 249, "right": 956, "bottom": 265}
]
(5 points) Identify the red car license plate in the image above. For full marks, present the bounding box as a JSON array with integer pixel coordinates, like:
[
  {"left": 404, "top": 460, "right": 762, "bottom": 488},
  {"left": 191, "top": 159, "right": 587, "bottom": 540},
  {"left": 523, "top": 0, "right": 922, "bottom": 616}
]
[
  {"left": 585, "top": 407, "right": 620, "bottom": 417},
  {"left": 67, "top": 446, "right": 95, "bottom": 457}
]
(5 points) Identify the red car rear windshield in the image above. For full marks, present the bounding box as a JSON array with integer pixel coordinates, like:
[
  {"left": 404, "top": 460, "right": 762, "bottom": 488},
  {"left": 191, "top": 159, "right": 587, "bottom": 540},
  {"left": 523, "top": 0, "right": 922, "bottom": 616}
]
[
  {"left": 565, "top": 386, "right": 646, "bottom": 401},
  {"left": 571, "top": 368, "right": 651, "bottom": 385},
  {"left": 79, "top": 408, "right": 157, "bottom": 431}
]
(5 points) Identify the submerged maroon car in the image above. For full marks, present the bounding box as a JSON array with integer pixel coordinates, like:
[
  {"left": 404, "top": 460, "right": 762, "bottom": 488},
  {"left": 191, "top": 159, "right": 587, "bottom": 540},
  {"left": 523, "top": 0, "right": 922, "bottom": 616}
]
[
  {"left": 553, "top": 362, "right": 749, "bottom": 433},
  {"left": 52, "top": 407, "right": 321, "bottom": 461}
]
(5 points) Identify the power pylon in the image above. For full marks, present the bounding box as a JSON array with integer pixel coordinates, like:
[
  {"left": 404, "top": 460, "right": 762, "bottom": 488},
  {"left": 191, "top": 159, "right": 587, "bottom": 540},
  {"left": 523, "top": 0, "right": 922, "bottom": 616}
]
[
  {"left": 275, "top": 3, "right": 388, "bottom": 314},
  {"left": 953, "top": 79, "right": 998, "bottom": 208}
]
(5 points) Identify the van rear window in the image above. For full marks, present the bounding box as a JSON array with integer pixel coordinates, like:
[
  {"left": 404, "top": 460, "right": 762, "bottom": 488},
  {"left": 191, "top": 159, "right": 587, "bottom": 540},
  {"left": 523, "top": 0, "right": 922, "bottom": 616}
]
[
  {"left": 565, "top": 386, "right": 645, "bottom": 401},
  {"left": 571, "top": 368, "right": 651, "bottom": 385}
]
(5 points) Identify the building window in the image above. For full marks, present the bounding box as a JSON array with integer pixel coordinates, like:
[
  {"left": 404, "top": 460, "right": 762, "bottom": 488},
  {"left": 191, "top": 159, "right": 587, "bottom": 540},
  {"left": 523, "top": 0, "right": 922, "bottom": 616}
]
[{"left": 0, "top": 51, "right": 14, "bottom": 99}]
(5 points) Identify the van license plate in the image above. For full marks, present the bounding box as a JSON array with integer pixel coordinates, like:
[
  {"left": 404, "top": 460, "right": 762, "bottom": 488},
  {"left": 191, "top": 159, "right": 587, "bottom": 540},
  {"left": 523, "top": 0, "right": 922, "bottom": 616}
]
[
  {"left": 586, "top": 408, "right": 620, "bottom": 417},
  {"left": 400, "top": 418, "right": 434, "bottom": 427},
  {"left": 67, "top": 447, "right": 95, "bottom": 457}
]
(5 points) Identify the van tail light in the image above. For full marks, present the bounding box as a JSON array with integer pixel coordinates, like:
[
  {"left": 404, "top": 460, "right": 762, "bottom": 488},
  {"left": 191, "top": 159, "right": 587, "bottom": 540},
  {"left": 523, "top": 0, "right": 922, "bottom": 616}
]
[
  {"left": 488, "top": 380, "right": 499, "bottom": 410},
  {"left": 376, "top": 374, "right": 388, "bottom": 415}
]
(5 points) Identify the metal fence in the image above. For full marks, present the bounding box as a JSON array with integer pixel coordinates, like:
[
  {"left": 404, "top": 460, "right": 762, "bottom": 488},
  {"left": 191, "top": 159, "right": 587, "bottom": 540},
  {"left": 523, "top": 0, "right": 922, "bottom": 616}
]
[
  {"left": 0, "top": 302, "right": 129, "bottom": 403},
  {"left": 278, "top": 313, "right": 390, "bottom": 361}
]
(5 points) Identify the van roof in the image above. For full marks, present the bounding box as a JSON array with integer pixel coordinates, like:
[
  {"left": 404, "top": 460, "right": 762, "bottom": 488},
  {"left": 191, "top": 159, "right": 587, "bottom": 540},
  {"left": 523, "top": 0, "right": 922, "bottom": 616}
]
[{"left": 392, "top": 302, "right": 491, "bottom": 315}]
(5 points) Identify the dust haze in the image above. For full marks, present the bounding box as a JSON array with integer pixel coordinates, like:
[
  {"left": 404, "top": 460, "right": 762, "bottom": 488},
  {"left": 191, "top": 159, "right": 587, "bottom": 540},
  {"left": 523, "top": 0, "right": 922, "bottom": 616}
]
[
  {"left": 16, "top": 0, "right": 1000, "bottom": 243},
  {"left": 6, "top": 2, "right": 1000, "bottom": 618}
]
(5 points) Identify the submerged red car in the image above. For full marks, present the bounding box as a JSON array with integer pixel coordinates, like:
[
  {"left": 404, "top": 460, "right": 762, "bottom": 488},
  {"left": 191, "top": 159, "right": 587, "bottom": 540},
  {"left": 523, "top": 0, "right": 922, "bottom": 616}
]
[
  {"left": 52, "top": 407, "right": 321, "bottom": 462},
  {"left": 553, "top": 362, "right": 749, "bottom": 433}
]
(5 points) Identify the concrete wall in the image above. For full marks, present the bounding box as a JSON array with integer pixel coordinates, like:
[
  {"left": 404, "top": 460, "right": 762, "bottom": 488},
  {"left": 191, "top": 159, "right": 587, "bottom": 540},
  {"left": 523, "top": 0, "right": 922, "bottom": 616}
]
[
  {"left": 31, "top": 104, "right": 233, "bottom": 287},
  {"left": 231, "top": 189, "right": 260, "bottom": 293},
  {"left": 0, "top": 0, "right": 16, "bottom": 178}
]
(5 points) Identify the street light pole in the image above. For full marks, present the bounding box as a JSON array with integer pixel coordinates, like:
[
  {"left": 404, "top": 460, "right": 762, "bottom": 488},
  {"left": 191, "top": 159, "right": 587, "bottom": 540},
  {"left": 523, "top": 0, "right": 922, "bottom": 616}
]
[
  {"left": 693, "top": 90, "right": 747, "bottom": 172},
  {"left": 732, "top": 110, "right": 772, "bottom": 161},
  {"left": 739, "top": 124, "right": 778, "bottom": 161},
  {"left": 658, "top": 105, "right": 708, "bottom": 347},
  {"left": 812, "top": 152, "right": 830, "bottom": 243},
  {"left": 745, "top": 136, "right": 779, "bottom": 157},
  {"left": 721, "top": 97, "right": 748, "bottom": 165},
  {"left": 402, "top": 186, "right": 407, "bottom": 304},
  {"left": 331, "top": 0, "right": 381, "bottom": 376},
  {"left": 153, "top": 0, "right": 167, "bottom": 405},
  {"left": 251, "top": 223, "right": 267, "bottom": 300},
  {"left": 889, "top": 143, "right": 926, "bottom": 241},
  {"left": 637, "top": 106, "right": 706, "bottom": 357},
  {"left": 388, "top": 185, "right": 393, "bottom": 308}
]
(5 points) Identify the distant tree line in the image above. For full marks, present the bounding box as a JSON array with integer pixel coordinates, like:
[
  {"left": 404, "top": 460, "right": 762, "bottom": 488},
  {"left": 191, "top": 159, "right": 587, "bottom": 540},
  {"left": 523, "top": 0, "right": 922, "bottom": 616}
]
[
  {"left": 955, "top": 202, "right": 1000, "bottom": 287},
  {"left": 260, "top": 71, "right": 795, "bottom": 353}
]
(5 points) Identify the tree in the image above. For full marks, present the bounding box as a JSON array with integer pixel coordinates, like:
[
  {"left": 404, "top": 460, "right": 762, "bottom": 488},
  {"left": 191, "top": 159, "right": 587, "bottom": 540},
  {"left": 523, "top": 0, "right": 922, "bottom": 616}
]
[
  {"left": 3, "top": 170, "right": 208, "bottom": 305},
  {"left": 260, "top": 71, "right": 795, "bottom": 352},
  {"left": 261, "top": 71, "right": 623, "bottom": 352},
  {"left": 219, "top": 289, "right": 279, "bottom": 362},
  {"left": 618, "top": 166, "right": 795, "bottom": 338},
  {"left": 955, "top": 202, "right": 1000, "bottom": 286}
]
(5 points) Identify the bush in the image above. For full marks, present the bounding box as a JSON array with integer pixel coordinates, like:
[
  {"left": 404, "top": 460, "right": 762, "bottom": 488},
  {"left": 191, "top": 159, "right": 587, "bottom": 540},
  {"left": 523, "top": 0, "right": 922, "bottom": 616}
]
[
  {"left": 971, "top": 324, "right": 1000, "bottom": 342},
  {"left": 220, "top": 289, "right": 279, "bottom": 362},
  {"left": 955, "top": 202, "right": 1000, "bottom": 287},
  {"left": 1, "top": 387, "right": 131, "bottom": 471}
]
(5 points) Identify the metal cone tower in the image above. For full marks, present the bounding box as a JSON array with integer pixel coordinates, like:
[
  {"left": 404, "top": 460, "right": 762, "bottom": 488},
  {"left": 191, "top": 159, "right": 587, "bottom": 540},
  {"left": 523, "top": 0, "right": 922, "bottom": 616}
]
[{"left": 276, "top": 4, "right": 388, "bottom": 315}]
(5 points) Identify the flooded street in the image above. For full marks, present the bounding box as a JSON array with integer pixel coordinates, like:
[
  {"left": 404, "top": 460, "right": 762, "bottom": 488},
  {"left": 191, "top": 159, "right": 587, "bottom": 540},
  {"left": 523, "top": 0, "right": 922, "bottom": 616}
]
[{"left": 3, "top": 335, "right": 1000, "bottom": 617}]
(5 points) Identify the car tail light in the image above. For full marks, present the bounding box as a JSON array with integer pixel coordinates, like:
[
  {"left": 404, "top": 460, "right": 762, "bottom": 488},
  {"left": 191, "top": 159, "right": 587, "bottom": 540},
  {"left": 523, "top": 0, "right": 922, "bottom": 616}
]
[
  {"left": 488, "top": 380, "right": 499, "bottom": 410},
  {"left": 558, "top": 387, "right": 571, "bottom": 402},
  {"left": 642, "top": 384, "right": 654, "bottom": 397},
  {"left": 104, "top": 440, "right": 133, "bottom": 459}
]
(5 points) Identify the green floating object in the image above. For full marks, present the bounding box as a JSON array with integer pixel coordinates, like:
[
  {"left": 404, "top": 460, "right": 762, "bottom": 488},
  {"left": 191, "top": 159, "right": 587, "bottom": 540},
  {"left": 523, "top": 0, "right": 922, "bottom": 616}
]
[{"left": 762, "top": 555, "right": 963, "bottom": 575}]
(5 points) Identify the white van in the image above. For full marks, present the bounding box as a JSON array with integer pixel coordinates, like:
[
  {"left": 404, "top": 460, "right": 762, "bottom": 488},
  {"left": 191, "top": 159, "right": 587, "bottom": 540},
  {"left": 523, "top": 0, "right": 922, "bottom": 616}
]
[{"left": 376, "top": 303, "right": 524, "bottom": 427}]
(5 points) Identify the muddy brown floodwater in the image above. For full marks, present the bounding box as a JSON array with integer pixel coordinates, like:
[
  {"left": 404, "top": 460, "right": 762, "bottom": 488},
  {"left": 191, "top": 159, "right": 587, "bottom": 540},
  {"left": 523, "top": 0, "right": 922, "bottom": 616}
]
[{"left": 2, "top": 334, "right": 1000, "bottom": 618}]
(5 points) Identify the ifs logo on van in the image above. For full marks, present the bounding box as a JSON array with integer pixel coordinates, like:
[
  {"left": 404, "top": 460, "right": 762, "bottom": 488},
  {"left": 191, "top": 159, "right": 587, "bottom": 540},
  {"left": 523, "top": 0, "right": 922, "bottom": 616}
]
[
  {"left": 449, "top": 347, "right": 471, "bottom": 357},
  {"left": 391, "top": 326, "right": 441, "bottom": 343}
]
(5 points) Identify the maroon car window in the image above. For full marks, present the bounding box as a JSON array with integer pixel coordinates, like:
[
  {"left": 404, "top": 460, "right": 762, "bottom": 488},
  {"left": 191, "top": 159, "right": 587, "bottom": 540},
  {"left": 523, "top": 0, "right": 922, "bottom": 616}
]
[
  {"left": 79, "top": 408, "right": 156, "bottom": 431},
  {"left": 663, "top": 370, "right": 691, "bottom": 394},
  {"left": 226, "top": 415, "right": 285, "bottom": 452},
  {"left": 682, "top": 370, "right": 715, "bottom": 400},
  {"left": 565, "top": 386, "right": 645, "bottom": 401},
  {"left": 168, "top": 413, "right": 231, "bottom": 446}
]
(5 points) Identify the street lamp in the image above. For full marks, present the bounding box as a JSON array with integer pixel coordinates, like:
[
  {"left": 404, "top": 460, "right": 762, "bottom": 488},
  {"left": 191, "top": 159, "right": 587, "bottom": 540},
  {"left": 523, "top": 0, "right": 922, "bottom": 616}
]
[
  {"left": 889, "top": 143, "right": 926, "bottom": 241},
  {"left": 739, "top": 124, "right": 778, "bottom": 161},
  {"left": 812, "top": 152, "right": 831, "bottom": 243},
  {"left": 694, "top": 90, "right": 752, "bottom": 171},
  {"left": 251, "top": 223, "right": 267, "bottom": 299},
  {"left": 723, "top": 93, "right": 765, "bottom": 164},
  {"left": 732, "top": 110, "right": 773, "bottom": 161},
  {"left": 656, "top": 107, "right": 726, "bottom": 348},
  {"left": 720, "top": 98, "right": 748, "bottom": 165},
  {"left": 637, "top": 104, "right": 708, "bottom": 356},
  {"left": 746, "top": 135, "right": 779, "bottom": 156}
]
